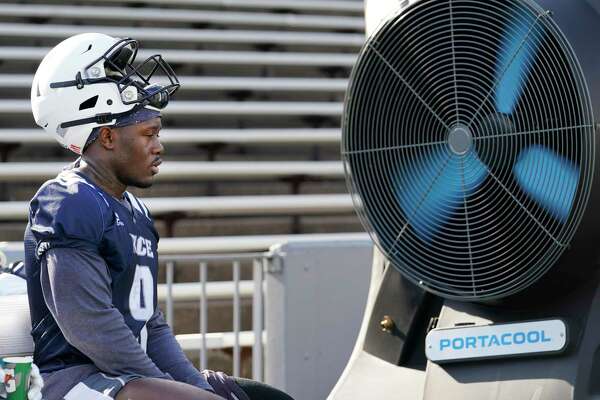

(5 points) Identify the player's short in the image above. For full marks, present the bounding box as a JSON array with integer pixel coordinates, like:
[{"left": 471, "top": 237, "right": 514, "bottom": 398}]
[
  {"left": 42, "top": 365, "right": 141, "bottom": 400},
  {"left": 62, "top": 372, "right": 141, "bottom": 399}
]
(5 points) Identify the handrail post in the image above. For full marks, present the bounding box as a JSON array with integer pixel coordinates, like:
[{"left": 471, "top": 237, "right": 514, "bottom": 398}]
[
  {"left": 200, "top": 261, "right": 208, "bottom": 371},
  {"left": 166, "top": 261, "right": 175, "bottom": 327},
  {"left": 233, "top": 260, "right": 241, "bottom": 377},
  {"left": 252, "top": 257, "right": 264, "bottom": 381}
]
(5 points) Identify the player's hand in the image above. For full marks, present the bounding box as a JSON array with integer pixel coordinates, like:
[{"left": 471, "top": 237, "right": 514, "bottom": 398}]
[
  {"left": 0, "top": 366, "right": 7, "bottom": 399},
  {"left": 201, "top": 370, "right": 249, "bottom": 400},
  {"left": 28, "top": 364, "right": 43, "bottom": 400}
]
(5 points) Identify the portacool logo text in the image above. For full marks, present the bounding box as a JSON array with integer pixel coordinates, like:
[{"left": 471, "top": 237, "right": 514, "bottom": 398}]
[{"left": 439, "top": 330, "right": 551, "bottom": 351}]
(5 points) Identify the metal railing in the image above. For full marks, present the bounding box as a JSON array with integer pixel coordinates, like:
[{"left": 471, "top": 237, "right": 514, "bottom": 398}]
[
  {"left": 1, "top": 233, "right": 370, "bottom": 379},
  {"left": 160, "top": 252, "right": 270, "bottom": 380}
]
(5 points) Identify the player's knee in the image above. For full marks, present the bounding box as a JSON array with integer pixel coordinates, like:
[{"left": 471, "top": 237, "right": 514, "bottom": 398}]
[
  {"left": 116, "top": 377, "right": 222, "bottom": 400},
  {"left": 115, "top": 378, "right": 166, "bottom": 400},
  {"left": 115, "top": 379, "right": 141, "bottom": 400}
]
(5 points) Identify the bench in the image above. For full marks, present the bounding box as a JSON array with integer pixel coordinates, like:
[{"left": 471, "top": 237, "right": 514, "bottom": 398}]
[
  {"left": 57, "top": 0, "right": 365, "bottom": 13},
  {"left": 0, "top": 46, "right": 357, "bottom": 66},
  {"left": 0, "top": 161, "right": 344, "bottom": 182},
  {"left": 0, "top": 74, "right": 348, "bottom": 92},
  {"left": 0, "top": 23, "right": 364, "bottom": 47},
  {"left": 0, "top": 193, "right": 355, "bottom": 221},
  {"left": 0, "top": 99, "right": 344, "bottom": 116},
  {"left": 0, "top": 128, "right": 341, "bottom": 145},
  {"left": 0, "top": 4, "right": 364, "bottom": 30}
]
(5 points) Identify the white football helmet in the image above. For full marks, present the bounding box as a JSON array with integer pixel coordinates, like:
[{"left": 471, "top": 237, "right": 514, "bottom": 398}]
[{"left": 31, "top": 33, "right": 179, "bottom": 154}]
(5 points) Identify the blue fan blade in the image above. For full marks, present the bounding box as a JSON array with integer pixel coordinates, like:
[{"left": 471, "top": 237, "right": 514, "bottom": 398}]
[
  {"left": 397, "top": 149, "right": 488, "bottom": 243},
  {"left": 513, "top": 145, "right": 578, "bottom": 223},
  {"left": 495, "top": 12, "right": 541, "bottom": 114}
]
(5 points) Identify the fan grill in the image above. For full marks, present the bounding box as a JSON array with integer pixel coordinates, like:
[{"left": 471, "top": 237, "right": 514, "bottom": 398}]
[{"left": 343, "top": 0, "right": 595, "bottom": 300}]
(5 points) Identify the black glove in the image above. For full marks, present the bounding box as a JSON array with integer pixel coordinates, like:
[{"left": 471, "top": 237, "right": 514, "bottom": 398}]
[{"left": 201, "top": 370, "right": 250, "bottom": 400}]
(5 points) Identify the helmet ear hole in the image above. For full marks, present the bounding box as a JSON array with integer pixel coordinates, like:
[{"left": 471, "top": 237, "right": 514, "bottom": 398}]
[{"left": 79, "top": 95, "right": 99, "bottom": 111}]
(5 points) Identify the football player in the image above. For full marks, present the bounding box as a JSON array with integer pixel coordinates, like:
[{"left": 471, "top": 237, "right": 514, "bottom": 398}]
[{"left": 24, "top": 33, "right": 293, "bottom": 400}]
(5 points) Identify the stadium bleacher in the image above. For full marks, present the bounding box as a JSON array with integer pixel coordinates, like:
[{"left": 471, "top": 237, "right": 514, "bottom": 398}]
[
  {"left": 0, "top": 3, "right": 364, "bottom": 29},
  {"left": 0, "top": 0, "right": 364, "bottom": 240},
  {"left": 0, "top": 128, "right": 341, "bottom": 144},
  {"left": 0, "top": 0, "right": 365, "bottom": 376}
]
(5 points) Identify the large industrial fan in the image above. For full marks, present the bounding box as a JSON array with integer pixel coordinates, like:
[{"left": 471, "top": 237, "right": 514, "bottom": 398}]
[{"left": 330, "top": 0, "right": 600, "bottom": 399}]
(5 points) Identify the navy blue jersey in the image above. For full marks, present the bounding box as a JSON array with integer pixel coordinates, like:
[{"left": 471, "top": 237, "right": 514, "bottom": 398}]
[{"left": 24, "top": 169, "right": 159, "bottom": 373}]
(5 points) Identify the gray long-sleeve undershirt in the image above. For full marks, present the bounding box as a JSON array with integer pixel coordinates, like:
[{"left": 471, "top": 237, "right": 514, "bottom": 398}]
[{"left": 41, "top": 247, "right": 212, "bottom": 392}]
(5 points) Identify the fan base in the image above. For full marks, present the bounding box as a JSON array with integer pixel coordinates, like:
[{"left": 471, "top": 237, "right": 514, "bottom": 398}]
[{"left": 329, "top": 253, "right": 600, "bottom": 400}]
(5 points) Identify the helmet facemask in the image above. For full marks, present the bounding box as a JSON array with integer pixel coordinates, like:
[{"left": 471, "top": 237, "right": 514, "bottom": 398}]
[{"left": 103, "top": 39, "right": 180, "bottom": 110}]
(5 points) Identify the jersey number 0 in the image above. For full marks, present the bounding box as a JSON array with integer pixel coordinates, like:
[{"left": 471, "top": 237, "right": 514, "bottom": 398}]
[
  {"left": 129, "top": 265, "right": 154, "bottom": 351},
  {"left": 129, "top": 264, "right": 154, "bottom": 321}
]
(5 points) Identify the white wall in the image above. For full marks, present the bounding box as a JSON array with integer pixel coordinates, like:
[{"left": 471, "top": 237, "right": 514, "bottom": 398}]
[{"left": 265, "top": 239, "right": 373, "bottom": 400}]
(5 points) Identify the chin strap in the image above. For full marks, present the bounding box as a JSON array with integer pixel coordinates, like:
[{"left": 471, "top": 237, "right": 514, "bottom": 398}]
[
  {"left": 60, "top": 102, "right": 161, "bottom": 130},
  {"left": 59, "top": 108, "right": 136, "bottom": 129},
  {"left": 28, "top": 364, "right": 44, "bottom": 400}
]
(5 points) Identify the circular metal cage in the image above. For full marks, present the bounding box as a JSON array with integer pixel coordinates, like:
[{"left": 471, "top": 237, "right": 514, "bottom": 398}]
[{"left": 343, "top": 0, "right": 595, "bottom": 300}]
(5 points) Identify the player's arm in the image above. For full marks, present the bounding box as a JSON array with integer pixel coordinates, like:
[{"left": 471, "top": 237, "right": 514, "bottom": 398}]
[
  {"left": 145, "top": 309, "right": 214, "bottom": 392},
  {"left": 31, "top": 184, "right": 169, "bottom": 379},
  {"left": 41, "top": 247, "right": 171, "bottom": 379}
]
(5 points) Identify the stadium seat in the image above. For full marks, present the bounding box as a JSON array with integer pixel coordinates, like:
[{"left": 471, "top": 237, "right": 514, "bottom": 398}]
[
  {"left": 0, "top": 193, "right": 354, "bottom": 221},
  {"left": 0, "top": 161, "right": 344, "bottom": 182}
]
